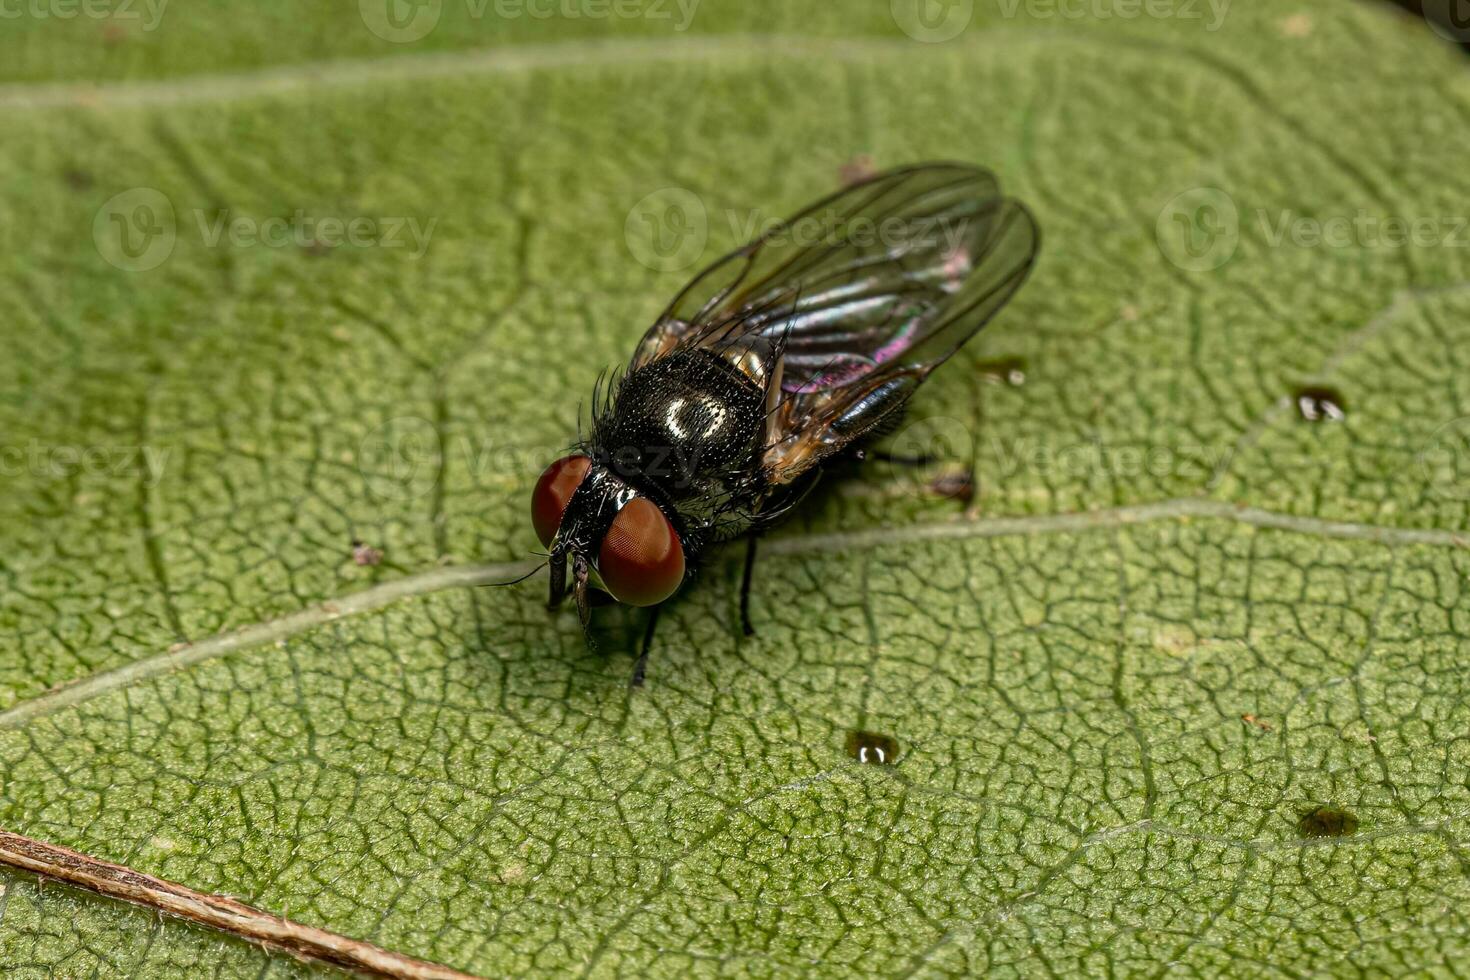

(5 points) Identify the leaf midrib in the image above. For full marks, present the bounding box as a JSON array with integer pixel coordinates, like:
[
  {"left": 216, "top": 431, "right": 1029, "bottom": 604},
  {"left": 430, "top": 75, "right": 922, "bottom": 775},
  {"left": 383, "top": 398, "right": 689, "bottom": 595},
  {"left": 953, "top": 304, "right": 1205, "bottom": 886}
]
[
  {"left": 0, "top": 35, "right": 929, "bottom": 110},
  {"left": 2, "top": 494, "right": 1464, "bottom": 732}
]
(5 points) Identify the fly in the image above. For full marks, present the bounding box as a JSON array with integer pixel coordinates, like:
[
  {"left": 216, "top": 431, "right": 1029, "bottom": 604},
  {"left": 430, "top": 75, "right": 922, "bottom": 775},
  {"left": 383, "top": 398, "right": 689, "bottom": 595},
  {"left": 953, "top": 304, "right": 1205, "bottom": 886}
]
[{"left": 521, "top": 162, "right": 1039, "bottom": 685}]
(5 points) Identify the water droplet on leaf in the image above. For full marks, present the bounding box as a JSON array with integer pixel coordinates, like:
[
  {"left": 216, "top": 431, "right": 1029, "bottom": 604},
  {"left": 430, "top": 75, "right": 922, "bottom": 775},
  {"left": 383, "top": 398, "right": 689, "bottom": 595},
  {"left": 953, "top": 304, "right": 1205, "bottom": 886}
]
[
  {"left": 846, "top": 730, "right": 899, "bottom": 765},
  {"left": 1293, "top": 386, "right": 1346, "bottom": 423},
  {"left": 978, "top": 357, "right": 1027, "bottom": 387}
]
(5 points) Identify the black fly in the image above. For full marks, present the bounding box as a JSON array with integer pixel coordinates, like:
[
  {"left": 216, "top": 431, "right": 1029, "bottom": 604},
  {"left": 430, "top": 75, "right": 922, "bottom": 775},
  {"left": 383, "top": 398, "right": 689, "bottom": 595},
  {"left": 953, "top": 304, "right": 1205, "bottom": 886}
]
[{"left": 526, "top": 163, "right": 1039, "bottom": 684}]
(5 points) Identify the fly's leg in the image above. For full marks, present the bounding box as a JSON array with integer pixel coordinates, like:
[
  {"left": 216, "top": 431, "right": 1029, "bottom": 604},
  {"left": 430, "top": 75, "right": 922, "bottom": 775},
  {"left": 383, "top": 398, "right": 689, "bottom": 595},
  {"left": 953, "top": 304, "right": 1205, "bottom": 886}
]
[
  {"left": 739, "top": 534, "right": 760, "bottom": 637},
  {"left": 547, "top": 552, "right": 568, "bottom": 609},
  {"left": 852, "top": 404, "right": 974, "bottom": 502},
  {"left": 855, "top": 406, "right": 932, "bottom": 465},
  {"left": 630, "top": 604, "right": 661, "bottom": 688},
  {"left": 865, "top": 448, "right": 935, "bottom": 466}
]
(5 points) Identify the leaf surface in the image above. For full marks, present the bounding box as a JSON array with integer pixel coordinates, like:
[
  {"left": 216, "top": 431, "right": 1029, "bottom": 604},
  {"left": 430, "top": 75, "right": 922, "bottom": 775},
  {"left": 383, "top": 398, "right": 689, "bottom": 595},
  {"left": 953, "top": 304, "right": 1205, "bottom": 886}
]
[{"left": 3, "top": 1, "right": 1470, "bottom": 975}]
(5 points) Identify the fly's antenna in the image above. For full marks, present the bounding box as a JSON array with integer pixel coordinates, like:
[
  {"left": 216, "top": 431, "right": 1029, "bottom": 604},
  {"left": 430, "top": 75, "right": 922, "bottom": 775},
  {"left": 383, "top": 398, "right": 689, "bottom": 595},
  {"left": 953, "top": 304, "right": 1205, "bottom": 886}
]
[{"left": 478, "top": 560, "right": 548, "bottom": 588}]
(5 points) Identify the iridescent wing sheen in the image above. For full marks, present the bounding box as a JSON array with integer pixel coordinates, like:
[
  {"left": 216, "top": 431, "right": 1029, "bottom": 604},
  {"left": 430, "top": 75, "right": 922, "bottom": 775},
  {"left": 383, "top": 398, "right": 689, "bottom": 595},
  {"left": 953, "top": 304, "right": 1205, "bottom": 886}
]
[{"left": 628, "top": 162, "right": 1040, "bottom": 485}]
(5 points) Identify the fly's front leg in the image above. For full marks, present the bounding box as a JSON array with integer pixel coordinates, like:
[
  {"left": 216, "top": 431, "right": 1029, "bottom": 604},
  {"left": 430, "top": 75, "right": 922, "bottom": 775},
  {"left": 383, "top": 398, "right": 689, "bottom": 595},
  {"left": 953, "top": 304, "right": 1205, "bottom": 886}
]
[
  {"left": 630, "top": 604, "right": 661, "bottom": 688},
  {"left": 866, "top": 448, "right": 934, "bottom": 466}
]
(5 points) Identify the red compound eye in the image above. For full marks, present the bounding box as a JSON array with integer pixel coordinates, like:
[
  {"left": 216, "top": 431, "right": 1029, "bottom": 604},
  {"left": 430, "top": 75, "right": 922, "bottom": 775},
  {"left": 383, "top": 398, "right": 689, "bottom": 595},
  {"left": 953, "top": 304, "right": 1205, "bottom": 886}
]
[
  {"left": 598, "top": 497, "right": 685, "bottom": 607},
  {"left": 531, "top": 455, "right": 591, "bottom": 547}
]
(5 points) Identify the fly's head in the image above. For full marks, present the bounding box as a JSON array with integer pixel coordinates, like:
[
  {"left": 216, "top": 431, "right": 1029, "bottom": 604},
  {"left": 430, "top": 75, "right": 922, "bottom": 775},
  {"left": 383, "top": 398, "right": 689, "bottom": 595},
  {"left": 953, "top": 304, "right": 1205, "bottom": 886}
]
[{"left": 531, "top": 454, "right": 686, "bottom": 624}]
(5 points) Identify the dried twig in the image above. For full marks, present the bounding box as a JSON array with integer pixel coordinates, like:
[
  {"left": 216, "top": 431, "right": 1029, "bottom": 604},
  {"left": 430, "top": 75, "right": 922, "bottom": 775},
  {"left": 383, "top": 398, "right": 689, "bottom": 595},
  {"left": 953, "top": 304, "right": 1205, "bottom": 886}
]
[{"left": 0, "top": 828, "right": 481, "bottom": 980}]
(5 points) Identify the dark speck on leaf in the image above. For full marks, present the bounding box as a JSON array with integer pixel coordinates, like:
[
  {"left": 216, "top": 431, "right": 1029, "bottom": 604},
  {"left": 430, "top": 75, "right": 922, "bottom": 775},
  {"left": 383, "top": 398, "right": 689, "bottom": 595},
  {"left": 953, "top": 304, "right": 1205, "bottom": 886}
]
[
  {"left": 303, "top": 240, "right": 334, "bottom": 257},
  {"left": 1293, "top": 385, "right": 1346, "bottom": 423},
  {"left": 977, "top": 357, "right": 1027, "bottom": 387},
  {"left": 1298, "top": 805, "right": 1359, "bottom": 838},
  {"left": 352, "top": 540, "right": 383, "bottom": 566},
  {"left": 846, "top": 730, "right": 900, "bottom": 765},
  {"left": 929, "top": 470, "right": 975, "bottom": 504},
  {"left": 63, "top": 169, "right": 93, "bottom": 191},
  {"left": 838, "top": 154, "right": 877, "bottom": 186}
]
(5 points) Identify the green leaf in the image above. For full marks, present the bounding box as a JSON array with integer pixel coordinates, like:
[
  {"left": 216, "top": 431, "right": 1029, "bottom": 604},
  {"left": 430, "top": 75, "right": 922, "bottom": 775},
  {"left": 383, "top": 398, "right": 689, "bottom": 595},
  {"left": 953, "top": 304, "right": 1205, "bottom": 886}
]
[
  {"left": 0, "top": 869, "right": 331, "bottom": 979},
  {"left": 4, "top": 1, "right": 1470, "bottom": 975}
]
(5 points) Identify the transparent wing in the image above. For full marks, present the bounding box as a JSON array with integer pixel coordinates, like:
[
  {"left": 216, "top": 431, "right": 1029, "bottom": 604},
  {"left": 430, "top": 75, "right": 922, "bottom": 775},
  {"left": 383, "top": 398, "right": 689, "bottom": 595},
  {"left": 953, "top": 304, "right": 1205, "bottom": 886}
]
[{"left": 628, "top": 162, "right": 1040, "bottom": 484}]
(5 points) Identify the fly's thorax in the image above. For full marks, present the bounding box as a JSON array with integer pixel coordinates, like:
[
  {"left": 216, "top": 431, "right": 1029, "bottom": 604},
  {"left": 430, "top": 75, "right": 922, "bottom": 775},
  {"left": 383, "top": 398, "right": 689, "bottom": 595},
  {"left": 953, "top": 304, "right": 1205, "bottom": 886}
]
[{"left": 593, "top": 348, "right": 766, "bottom": 495}]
